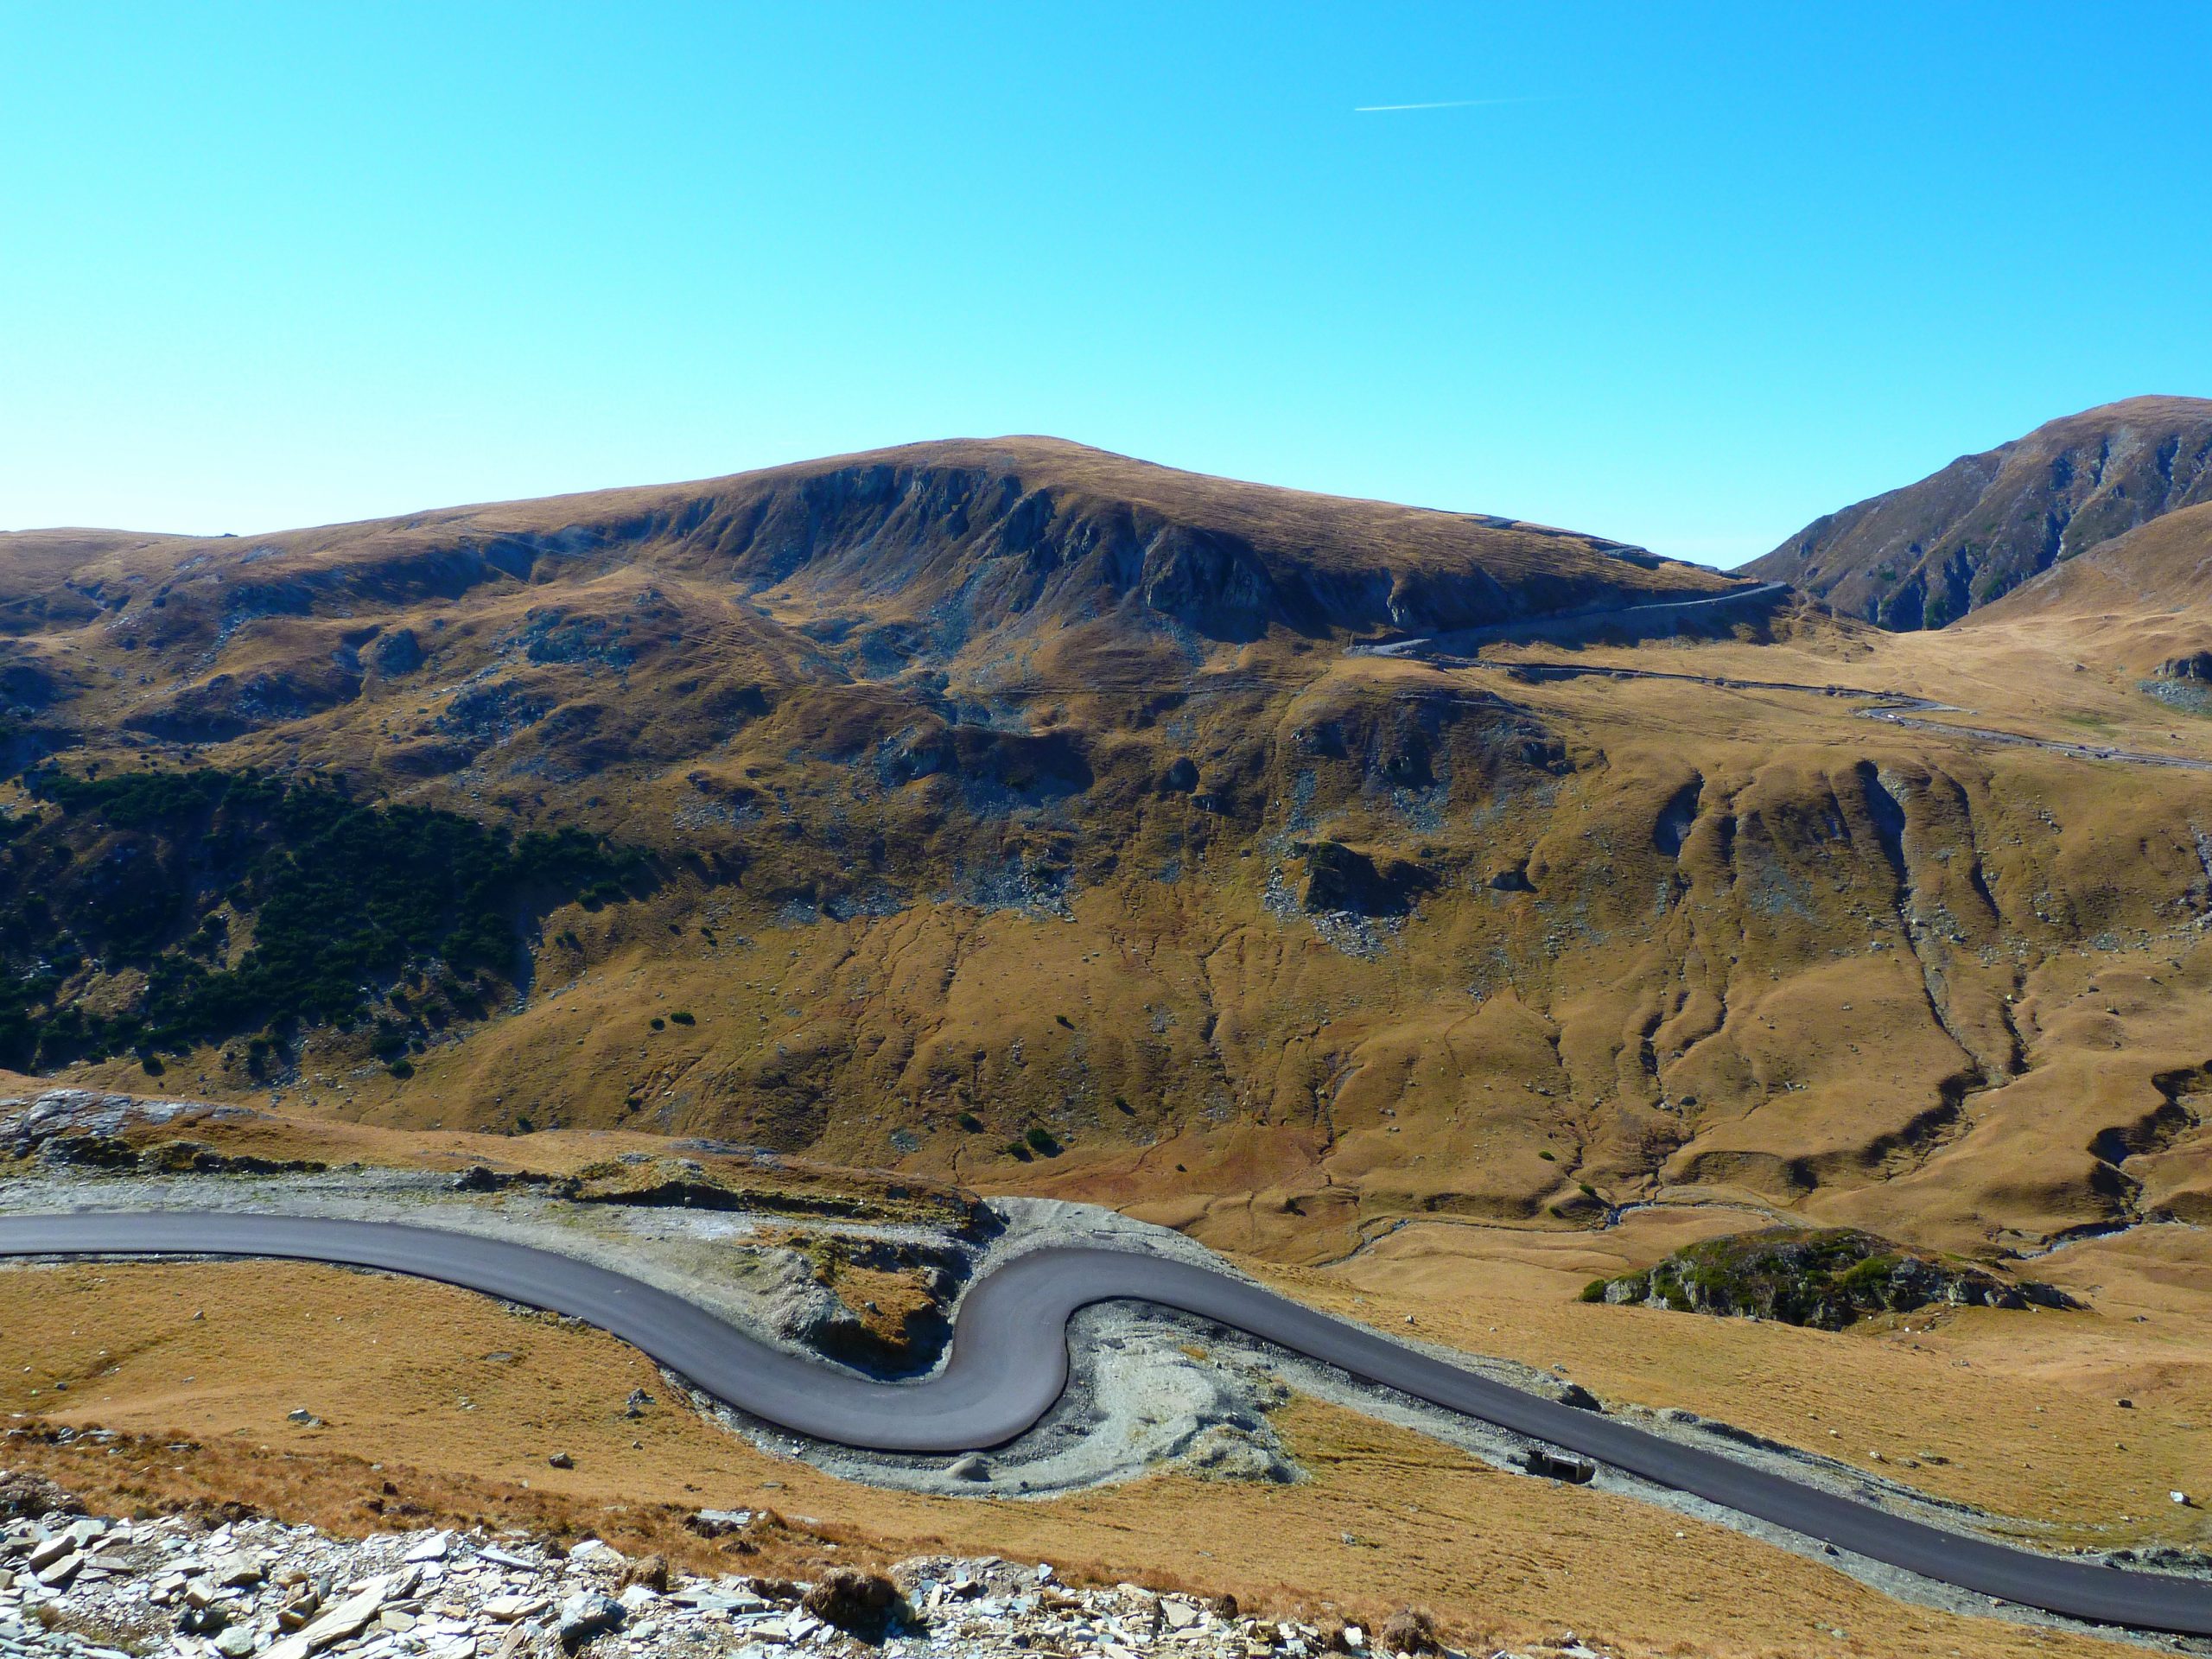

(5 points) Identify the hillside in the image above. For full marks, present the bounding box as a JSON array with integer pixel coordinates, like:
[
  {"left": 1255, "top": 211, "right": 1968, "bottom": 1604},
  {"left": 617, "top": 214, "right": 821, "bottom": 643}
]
[
  {"left": 1748, "top": 396, "right": 2212, "bottom": 628},
  {"left": 1944, "top": 499, "right": 2212, "bottom": 689},
  {"left": 4, "top": 435, "right": 2212, "bottom": 1281},
  {"left": 1965, "top": 498, "right": 2212, "bottom": 634},
  {"left": 16, "top": 435, "right": 2212, "bottom": 1653},
  {"left": 1, "top": 435, "right": 1737, "bottom": 661}
]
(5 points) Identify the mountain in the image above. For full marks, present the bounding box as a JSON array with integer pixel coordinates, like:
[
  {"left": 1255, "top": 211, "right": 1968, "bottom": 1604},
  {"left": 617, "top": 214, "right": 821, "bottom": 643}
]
[
  {"left": 0, "top": 435, "right": 1740, "bottom": 657},
  {"left": 1748, "top": 396, "right": 2212, "bottom": 628},
  {"left": 1967, "top": 498, "right": 2212, "bottom": 627},
  {"left": 5, "top": 433, "right": 2212, "bottom": 1279}
]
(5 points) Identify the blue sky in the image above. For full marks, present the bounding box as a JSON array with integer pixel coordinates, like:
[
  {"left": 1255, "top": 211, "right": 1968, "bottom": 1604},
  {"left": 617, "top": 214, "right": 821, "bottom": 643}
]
[{"left": 3, "top": 3, "right": 2208, "bottom": 565}]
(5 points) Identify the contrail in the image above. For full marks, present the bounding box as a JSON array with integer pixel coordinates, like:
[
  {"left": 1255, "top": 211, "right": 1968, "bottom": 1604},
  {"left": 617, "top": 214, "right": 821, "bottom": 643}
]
[{"left": 1352, "top": 97, "right": 1541, "bottom": 112}]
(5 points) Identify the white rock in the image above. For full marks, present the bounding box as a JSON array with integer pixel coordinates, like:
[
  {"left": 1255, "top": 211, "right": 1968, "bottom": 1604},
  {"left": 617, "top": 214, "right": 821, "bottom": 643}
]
[
  {"left": 265, "top": 1572, "right": 394, "bottom": 1659},
  {"left": 404, "top": 1533, "right": 453, "bottom": 1564},
  {"left": 213, "top": 1553, "right": 267, "bottom": 1588},
  {"left": 25, "top": 1535, "right": 75, "bottom": 1572}
]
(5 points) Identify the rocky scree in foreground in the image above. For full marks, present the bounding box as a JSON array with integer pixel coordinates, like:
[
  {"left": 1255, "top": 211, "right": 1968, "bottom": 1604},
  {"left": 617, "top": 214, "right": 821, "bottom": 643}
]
[{"left": 0, "top": 1481, "right": 1619, "bottom": 1659}]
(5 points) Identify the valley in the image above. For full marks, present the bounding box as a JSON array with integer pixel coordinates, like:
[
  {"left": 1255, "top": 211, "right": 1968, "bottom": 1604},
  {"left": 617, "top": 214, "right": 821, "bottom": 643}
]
[{"left": 9, "top": 410, "right": 2212, "bottom": 1655}]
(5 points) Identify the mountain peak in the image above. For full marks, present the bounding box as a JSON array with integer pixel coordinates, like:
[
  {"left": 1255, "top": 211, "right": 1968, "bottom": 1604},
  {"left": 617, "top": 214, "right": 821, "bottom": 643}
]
[{"left": 1749, "top": 397, "right": 2212, "bottom": 628}]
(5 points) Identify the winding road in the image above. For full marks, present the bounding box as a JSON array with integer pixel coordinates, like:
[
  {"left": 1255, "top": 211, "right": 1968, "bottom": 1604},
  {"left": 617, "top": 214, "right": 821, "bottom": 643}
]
[{"left": 1, "top": 1211, "right": 2204, "bottom": 1637}]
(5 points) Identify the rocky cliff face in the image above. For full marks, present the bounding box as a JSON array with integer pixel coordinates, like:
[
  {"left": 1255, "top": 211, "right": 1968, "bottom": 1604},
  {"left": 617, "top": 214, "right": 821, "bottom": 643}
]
[
  {"left": 3, "top": 438, "right": 1745, "bottom": 687},
  {"left": 1750, "top": 397, "right": 2212, "bottom": 628}
]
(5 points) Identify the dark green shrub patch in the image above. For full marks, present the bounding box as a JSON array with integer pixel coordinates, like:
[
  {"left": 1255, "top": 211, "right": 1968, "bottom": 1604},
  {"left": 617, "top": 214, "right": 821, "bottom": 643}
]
[{"left": 0, "top": 766, "right": 647, "bottom": 1069}]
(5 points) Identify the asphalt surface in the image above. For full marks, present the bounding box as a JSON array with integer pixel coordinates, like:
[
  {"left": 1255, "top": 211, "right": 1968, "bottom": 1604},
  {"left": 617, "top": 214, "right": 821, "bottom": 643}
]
[
  {"left": 1352, "top": 581, "right": 1793, "bottom": 659},
  {"left": 0, "top": 1211, "right": 2204, "bottom": 1636}
]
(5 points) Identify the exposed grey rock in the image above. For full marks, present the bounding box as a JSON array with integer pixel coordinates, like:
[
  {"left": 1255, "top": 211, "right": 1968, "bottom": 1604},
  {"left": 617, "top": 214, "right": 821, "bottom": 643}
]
[
  {"left": 555, "top": 1590, "right": 626, "bottom": 1652},
  {"left": 680, "top": 1509, "right": 751, "bottom": 1538}
]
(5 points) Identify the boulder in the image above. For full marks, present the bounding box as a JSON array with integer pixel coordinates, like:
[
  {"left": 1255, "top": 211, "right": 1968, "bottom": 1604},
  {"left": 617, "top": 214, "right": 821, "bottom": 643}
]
[
  {"left": 25, "top": 1534, "right": 75, "bottom": 1572},
  {"left": 555, "top": 1591, "right": 627, "bottom": 1653},
  {"left": 212, "top": 1550, "right": 267, "bottom": 1586},
  {"left": 264, "top": 1572, "right": 391, "bottom": 1659},
  {"left": 682, "top": 1509, "right": 752, "bottom": 1538},
  {"left": 371, "top": 628, "right": 425, "bottom": 676}
]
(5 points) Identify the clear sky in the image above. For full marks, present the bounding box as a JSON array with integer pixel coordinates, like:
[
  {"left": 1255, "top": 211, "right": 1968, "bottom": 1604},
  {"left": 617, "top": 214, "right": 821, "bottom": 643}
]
[{"left": 4, "top": 3, "right": 2208, "bottom": 566}]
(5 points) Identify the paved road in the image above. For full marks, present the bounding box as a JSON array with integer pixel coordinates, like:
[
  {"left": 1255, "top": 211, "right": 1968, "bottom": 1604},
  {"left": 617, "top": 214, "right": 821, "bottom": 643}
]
[
  {"left": 1, "top": 1211, "right": 2203, "bottom": 1636},
  {"left": 1352, "top": 582, "right": 1793, "bottom": 660}
]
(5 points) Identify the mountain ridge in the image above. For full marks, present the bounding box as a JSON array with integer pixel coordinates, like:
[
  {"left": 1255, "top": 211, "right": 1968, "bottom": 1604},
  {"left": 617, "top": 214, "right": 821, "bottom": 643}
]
[
  {"left": 4, "top": 427, "right": 2212, "bottom": 1293},
  {"left": 7, "top": 436, "right": 1743, "bottom": 655},
  {"left": 1748, "top": 395, "right": 2212, "bottom": 629}
]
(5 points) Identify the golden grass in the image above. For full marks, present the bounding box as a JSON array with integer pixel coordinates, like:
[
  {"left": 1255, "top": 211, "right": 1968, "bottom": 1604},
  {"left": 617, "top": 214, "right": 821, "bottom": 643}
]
[
  {"left": 1257, "top": 1211, "right": 2212, "bottom": 1553},
  {"left": 0, "top": 1259, "right": 2161, "bottom": 1659}
]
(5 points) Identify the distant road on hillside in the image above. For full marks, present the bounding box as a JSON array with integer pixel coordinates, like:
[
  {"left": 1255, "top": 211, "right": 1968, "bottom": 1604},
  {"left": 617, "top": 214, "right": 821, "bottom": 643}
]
[
  {"left": 1, "top": 1210, "right": 2205, "bottom": 1637},
  {"left": 1353, "top": 581, "right": 1792, "bottom": 658}
]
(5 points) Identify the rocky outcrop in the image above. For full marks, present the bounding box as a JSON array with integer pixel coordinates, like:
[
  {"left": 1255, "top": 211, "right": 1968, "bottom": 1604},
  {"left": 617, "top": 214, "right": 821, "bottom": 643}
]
[
  {"left": 2145, "top": 652, "right": 2212, "bottom": 713},
  {"left": 1586, "top": 1228, "right": 2076, "bottom": 1330},
  {"left": 1295, "top": 842, "right": 1434, "bottom": 918},
  {"left": 702, "top": 449, "right": 1722, "bottom": 653},
  {"left": 123, "top": 666, "right": 362, "bottom": 742}
]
